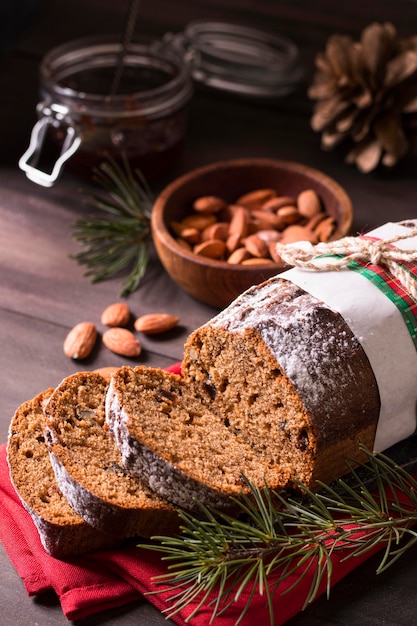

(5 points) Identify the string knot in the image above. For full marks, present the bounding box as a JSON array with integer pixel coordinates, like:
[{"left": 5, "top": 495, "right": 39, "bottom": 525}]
[
  {"left": 367, "top": 239, "right": 384, "bottom": 265},
  {"left": 274, "top": 228, "right": 417, "bottom": 301}
]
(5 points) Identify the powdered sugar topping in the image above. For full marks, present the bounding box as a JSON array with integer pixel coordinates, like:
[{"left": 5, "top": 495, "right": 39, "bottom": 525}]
[{"left": 211, "top": 276, "right": 361, "bottom": 421}]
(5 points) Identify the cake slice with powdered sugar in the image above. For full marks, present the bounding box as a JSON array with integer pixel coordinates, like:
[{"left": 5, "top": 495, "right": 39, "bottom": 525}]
[{"left": 106, "top": 365, "right": 291, "bottom": 511}]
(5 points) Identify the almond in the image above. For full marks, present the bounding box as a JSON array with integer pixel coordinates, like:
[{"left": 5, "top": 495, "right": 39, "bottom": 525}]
[
  {"left": 180, "top": 227, "right": 201, "bottom": 245},
  {"left": 102, "top": 327, "right": 141, "bottom": 357},
  {"left": 100, "top": 302, "right": 131, "bottom": 327},
  {"left": 180, "top": 213, "right": 217, "bottom": 231},
  {"left": 193, "top": 195, "right": 227, "bottom": 214},
  {"left": 63, "top": 322, "right": 97, "bottom": 360},
  {"left": 236, "top": 188, "right": 276, "bottom": 209},
  {"left": 228, "top": 206, "right": 249, "bottom": 237},
  {"left": 279, "top": 224, "right": 319, "bottom": 244},
  {"left": 256, "top": 229, "right": 282, "bottom": 244},
  {"left": 297, "top": 189, "right": 322, "bottom": 218},
  {"left": 276, "top": 206, "right": 302, "bottom": 225},
  {"left": 201, "top": 221, "right": 229, "bottom": 242},
  {"left": 134, "top": 313, "right": 180, "bottom": 335},
  {"left": 243, "top": 234, "right": 269, "bottom": 258},
  {"left": 249, "top": 210, "right": 280, "bottom": 231},
  {"left": 227, "top": 247, "right": 251, "bottom": 264},
  {"left": 193, "top": 239, "right": 226, "bottom": 259},
  {"left": 314, "top": 215, "right": 335, "bottom": 242},
  {"left": 225, "top": 232, "right": 242, "bottom": 254},
  {"left": 261, "top": 195, "right": 296, "bottom": 211}
]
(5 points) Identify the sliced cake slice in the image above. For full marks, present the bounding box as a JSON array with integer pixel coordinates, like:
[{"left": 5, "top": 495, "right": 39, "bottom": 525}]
[
  {"left": 106, "top": 365, "right": 290, "bottom": 511},
  {"left": 44, "top": 371, "right": 179, "bottom": 537},
  {"left": 7, "top": 389, "right": 119, "bottom": 558}
]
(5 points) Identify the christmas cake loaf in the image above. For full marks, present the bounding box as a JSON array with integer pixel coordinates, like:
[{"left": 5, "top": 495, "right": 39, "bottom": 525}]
[
  {"left": 106, "top": 365, "right": 291, "bottom": 510},
  {"left": 182, "top": 278, "right": 380, "bottom": 489},
  {"left": 44, "top": 371, "right": 180, "bottom": 537},
  {"left": 182, "top": 219, "right": 417, "bottom": 489},
  {"left": 106, "top": 283, "right": 379, "bottom": 510},
  {"left": 7, "top": 389, "right": 119, "bottom": 558},
  {"left": 108, "top": 220, "right": 417, "bottom": 508}
]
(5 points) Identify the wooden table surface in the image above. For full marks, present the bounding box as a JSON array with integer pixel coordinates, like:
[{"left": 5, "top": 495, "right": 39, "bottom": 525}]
[{"left": 2, "top": 1, "right": 417, "bottom": 624}]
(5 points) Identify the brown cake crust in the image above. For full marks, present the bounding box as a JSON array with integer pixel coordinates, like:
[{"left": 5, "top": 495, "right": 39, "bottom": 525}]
[{"left": 182, "top": 277, "right": 381, "bottom": 488}]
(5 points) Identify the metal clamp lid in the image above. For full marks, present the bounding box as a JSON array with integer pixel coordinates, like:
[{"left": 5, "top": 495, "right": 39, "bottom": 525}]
[
  {"left": 168, "top": 20, "right": 305, "bottom": 99},
  {"left": 18, "top": 104, "right": 81, "bottom": 187}
]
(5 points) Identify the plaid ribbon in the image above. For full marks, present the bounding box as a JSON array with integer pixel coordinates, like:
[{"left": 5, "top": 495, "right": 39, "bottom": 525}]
[{"left": 337, "top": 236, "right": 417, "bottom": 349}]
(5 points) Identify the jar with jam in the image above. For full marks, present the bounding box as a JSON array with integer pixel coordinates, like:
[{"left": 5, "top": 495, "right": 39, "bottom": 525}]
[
  {"left": 20, "top": 22, "right": 304, "bottom": 187},
  {"left": 19, "top": 35, "right": 194, "bottom": 186}
]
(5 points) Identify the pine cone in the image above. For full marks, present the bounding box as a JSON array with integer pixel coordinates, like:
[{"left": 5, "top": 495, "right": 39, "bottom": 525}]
[{"left": 308, "top": 22, "right": 417, "bottom": 172}]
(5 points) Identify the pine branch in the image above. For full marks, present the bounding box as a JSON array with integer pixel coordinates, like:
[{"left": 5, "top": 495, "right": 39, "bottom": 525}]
[
  {"left": 140, "top": 444, "right": 417, "bottom": 625},
  {"left": 72, "top": 155, "right": 153, "bottom": 297}
]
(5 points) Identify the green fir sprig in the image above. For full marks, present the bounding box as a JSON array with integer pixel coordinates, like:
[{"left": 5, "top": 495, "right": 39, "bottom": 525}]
[
  {"left": 141, "top": 445, "right": 417, "bottom": 625},
  {"left": 72, "top": 155, "right": 153, "bottom": 297}
]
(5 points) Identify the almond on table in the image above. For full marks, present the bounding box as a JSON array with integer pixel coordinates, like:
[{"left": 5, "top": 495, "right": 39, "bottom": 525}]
[
  {"left": 102, "top": 327, "right": 141, "bottom": 357},
  {"left": 134, "top": 313, "right": 180, "bottom": 335},
  {"left": 100, "top": 302, "right": 131, "bottom": 327},
  {"left": 63, "top": 322, "right": 97, "bottom": 360}
]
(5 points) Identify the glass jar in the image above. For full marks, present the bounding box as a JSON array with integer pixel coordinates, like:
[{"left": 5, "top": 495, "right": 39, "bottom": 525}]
[
  {"left": 19, "top": 35, "right": 194, "bottom": 186},
  {"left": 20, "top": 22, "right": 304, "bottom": 187}
]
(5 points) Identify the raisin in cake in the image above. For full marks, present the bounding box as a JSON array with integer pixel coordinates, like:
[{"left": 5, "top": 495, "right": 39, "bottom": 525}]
[
  {"left": 44, "top": 371, "right": 179, "bottom": 537},
  {"left": 182, "top": 277, "right": 381, "bottom": 489},
  {"left": 7, "top": 389, "right": 119, "bottom": 558},
  {"left": 106, "top": 365, "right": 290, "bottom": 510}
]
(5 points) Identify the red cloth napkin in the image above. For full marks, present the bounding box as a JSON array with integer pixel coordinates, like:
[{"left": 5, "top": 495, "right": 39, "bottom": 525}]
[{"left": 0, "top": 362, "right": 408, "bottom": 624}]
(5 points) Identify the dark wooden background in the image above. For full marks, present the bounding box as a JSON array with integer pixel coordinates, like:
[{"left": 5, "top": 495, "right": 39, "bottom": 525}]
[{"left": 1, "top": 1, "right": 417, "bottom": 624}]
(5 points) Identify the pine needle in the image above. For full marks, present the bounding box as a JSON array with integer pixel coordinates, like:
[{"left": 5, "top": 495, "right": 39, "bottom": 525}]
[
  {"left": 140, "top": 444, "right": 417, "bottom": 625},
  {"left": 72, "top": 154, "right": 153, "bottom": 297}
]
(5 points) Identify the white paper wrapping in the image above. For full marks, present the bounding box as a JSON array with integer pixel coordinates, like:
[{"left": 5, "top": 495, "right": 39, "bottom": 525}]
[{"left": 283, "top": 220, "right": 417, "bottom": 451}]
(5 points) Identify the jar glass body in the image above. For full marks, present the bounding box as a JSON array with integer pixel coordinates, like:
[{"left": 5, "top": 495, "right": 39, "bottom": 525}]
[{"left": 21, "top": 35, "right": 193, "bottom": 186}]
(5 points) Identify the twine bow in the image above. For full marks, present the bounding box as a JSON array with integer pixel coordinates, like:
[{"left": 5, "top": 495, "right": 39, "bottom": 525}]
[{"left": 275, "top": 229, "right": 417, "bottom": 301}]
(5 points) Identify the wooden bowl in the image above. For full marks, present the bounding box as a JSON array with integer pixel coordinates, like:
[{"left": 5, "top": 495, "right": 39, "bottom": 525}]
[{"left": 151, "top": 158, "right": 353, "bottom": 309}]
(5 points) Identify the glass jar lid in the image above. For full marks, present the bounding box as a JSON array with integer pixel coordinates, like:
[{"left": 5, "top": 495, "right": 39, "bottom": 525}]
[{"left": 168, "top": 20, "right": 305, "bottom": 99}]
